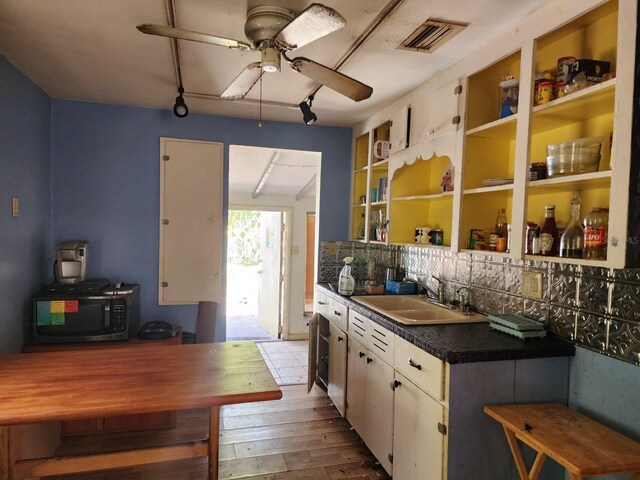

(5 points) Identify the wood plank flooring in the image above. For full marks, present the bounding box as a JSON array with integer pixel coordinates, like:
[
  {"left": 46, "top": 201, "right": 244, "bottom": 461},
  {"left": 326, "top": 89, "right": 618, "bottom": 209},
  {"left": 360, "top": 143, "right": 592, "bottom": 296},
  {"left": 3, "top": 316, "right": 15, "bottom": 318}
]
[{"left": 45, "top": 385, "right": 390, "bottom": 479}]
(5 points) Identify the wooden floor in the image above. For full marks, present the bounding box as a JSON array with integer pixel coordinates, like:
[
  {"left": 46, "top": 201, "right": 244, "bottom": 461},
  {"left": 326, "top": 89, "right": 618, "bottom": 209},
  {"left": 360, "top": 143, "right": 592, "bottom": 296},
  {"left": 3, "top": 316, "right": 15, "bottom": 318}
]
[{"left": 45, "top": 385, "right": 390, "bottom": 479}]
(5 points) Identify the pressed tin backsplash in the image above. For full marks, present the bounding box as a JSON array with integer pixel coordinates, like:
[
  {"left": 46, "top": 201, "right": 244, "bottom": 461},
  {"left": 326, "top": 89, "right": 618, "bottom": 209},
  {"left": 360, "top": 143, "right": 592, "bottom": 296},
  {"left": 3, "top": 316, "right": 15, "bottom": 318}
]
[{"left": 320, "top": 241, "right": 640, "bottom": 367}]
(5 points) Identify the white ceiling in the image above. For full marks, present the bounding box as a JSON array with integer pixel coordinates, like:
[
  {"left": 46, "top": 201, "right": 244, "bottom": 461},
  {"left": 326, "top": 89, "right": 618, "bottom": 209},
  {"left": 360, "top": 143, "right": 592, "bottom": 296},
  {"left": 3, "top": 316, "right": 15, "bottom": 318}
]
[
  {"left": 0, "top": 0, "right": 546, "bottom": 127},
  {"left": 229, "top": 145, "right": 320, "bottom": 197}
]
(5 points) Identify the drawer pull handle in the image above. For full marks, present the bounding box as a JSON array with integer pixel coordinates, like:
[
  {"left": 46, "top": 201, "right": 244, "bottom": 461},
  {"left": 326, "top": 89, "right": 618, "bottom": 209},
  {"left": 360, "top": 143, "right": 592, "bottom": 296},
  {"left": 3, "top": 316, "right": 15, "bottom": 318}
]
[
  {"left": 366, "top": 357, "right": 373, "bottom": 364},
  {"left": 334, "top": 310, "right": 341, "bottom": 316},
  {"left": 390, "top": 379, "right": 402, "bottom": 391},
  {"left": 359, "top": 352, "right": 365, "bottom": 358},
  {"left": 408, "top": 358, "right": 422, "bottom": 370},
  {"left": 338, "top": 336, "right": 344, "bottom": 342}
]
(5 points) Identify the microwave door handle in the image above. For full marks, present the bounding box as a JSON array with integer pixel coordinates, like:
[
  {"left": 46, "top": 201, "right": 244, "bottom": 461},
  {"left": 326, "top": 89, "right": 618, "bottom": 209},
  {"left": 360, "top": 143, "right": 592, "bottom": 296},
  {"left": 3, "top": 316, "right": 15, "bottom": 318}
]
[{"left": 104, "top": 304, "right": 110, "bottom": 329}]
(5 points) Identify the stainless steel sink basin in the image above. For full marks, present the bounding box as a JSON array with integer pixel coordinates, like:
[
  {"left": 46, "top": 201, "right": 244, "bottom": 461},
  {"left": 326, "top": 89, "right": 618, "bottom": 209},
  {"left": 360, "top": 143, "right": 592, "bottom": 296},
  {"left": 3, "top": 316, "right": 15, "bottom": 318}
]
[{"left": 352, "top": 295, "right": 487, "bottom": 326}]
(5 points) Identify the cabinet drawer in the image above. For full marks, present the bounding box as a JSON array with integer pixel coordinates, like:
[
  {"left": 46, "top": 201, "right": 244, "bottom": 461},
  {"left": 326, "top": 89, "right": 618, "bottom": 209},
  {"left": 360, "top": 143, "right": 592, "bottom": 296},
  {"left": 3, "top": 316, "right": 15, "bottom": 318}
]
[
  {"left": 327, "top": 298, "right": 348, "bottom": 332},
  {"left": 394, "top": 336, "right": 445, "bottom": 401},
  {"left": 349, "top": 311, "right": 368, "bottom": 343}
]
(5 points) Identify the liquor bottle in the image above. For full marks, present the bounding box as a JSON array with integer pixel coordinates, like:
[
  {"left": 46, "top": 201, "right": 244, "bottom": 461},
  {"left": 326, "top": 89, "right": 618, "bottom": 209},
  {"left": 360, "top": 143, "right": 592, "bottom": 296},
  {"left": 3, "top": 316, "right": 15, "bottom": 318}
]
[
  {"left": 539, "top": 205, "right": 559, "bottom": 256},
  {"left": 495, "top": 208, "right": 508, "bottom": 252},
  {"left": 358, "top": 213, "right": 366, "bottom": 240},
  {"left": 583, "top": 207, "right": 607, "bottom": 260},
  {"left": 560, "top": 194, "right": 584, "bottom": 258}
]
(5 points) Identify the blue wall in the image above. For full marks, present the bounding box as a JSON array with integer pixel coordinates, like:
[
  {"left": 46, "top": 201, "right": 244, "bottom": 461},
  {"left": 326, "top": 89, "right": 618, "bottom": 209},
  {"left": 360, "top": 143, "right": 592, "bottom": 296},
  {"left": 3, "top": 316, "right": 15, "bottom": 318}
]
[
  {"left": 0, "top": 57, "right": 52, "bottom": 353},
  {"left": 50, "top": 100, "right": 352, "bottom": 338}
]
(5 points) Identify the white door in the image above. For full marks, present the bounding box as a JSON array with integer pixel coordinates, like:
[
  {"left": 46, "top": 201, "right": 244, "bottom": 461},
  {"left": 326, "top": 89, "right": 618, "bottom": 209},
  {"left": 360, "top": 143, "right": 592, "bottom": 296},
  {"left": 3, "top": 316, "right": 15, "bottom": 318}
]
[
  {"left": 393, "top": 373, "right": 445, "bottom": 480},
  {"left": 366, "top": 353, "right": 395, "bottom": 475},
  {"left": 159, "top": 138, "right": 223, "bottom": 304},
  {"left": 328, "top": 322, "right": 347, "bottom": 416},
  {"left": 257, "top": 211, "right": 283, "bottom": 338}
]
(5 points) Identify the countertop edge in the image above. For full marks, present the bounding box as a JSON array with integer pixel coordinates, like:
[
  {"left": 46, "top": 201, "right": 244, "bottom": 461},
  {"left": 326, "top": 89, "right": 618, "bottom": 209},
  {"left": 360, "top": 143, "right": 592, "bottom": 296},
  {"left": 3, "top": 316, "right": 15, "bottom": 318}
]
[{"left": 317, "top": 283, "right": 575, "bottom": 364}]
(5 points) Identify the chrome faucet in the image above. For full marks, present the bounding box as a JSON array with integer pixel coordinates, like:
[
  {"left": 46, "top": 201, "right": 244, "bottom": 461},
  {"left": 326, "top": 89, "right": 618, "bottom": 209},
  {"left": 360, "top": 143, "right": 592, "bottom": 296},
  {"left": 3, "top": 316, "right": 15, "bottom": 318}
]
[
  {"left": 404, "top": 276, "right": 446, "bottom": 304},
  {"left": 456, "top": 286, "right": 473, "bottom": 314}
]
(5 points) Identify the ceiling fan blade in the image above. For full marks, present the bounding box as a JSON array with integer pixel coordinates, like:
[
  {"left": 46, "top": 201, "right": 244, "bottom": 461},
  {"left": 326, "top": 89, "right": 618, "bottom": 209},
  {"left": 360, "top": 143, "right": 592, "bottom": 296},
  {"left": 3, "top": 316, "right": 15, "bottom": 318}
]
[
  {"left": 289, "top": 57, "right": 373, "bottom": 102},
  {"left": 275, "top": 4, "right": 346, "bottom": 50},
  {"left": 220, "top": 63, "right": 263, "bottom": 100},
  {"left": 137, "top": 24, "right": 251, "bottom": 51}
]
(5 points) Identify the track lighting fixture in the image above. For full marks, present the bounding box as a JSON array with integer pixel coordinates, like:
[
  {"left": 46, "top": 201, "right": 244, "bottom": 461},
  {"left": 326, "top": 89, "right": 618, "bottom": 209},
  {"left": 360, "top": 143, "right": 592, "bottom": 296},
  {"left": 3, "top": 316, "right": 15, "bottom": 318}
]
[
  {"left": 299, "top": 95, "right": 317, "bottom": 125},
  {"left": 173, "top": 86, "right": 189, "bottom": 118}
]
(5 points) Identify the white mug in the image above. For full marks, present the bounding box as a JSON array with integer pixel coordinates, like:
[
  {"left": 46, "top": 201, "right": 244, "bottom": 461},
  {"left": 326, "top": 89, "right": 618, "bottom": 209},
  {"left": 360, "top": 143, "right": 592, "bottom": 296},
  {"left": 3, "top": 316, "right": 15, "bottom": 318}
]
[{"left": 373, "top": 140, "right": 391, "bottom": 159}]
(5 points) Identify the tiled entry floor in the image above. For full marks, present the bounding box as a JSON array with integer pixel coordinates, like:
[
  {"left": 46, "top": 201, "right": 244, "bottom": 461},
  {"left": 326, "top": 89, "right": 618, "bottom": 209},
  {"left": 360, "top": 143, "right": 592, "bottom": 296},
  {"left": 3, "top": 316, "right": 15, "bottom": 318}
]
[{"left": 257, "top": 340, "right": 309, "bottom": 386}]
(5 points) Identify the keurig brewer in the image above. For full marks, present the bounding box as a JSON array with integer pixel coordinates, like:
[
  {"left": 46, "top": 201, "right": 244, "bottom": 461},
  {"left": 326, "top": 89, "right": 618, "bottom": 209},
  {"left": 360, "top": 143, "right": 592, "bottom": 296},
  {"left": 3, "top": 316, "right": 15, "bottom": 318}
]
[{"left": 54, "top": 241, "right": 89, "bottom": 283}]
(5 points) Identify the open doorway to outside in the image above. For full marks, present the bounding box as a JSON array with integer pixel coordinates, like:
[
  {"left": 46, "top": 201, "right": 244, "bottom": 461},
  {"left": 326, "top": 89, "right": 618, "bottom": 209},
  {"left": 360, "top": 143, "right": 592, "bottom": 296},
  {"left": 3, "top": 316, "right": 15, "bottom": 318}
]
[
  {"left": 226, "top": 145, "right": 320, "bottom": 343},
  {"left": 226, "top": 208, "right": 290, "bottom": 341}
]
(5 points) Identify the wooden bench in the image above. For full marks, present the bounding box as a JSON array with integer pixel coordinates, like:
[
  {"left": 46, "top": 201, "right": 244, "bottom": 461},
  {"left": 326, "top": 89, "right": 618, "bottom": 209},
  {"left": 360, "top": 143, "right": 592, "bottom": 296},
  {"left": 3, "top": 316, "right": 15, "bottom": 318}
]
[{"left": 484, "top": 403, "right": 640, "bottom": 480}]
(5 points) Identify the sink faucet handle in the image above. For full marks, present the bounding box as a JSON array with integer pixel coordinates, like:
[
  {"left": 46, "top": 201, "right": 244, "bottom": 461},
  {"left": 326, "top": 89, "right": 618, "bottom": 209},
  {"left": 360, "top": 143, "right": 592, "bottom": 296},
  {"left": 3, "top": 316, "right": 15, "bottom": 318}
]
[{"left": 432, "top": 275, "right": 443, "bottom": 285}]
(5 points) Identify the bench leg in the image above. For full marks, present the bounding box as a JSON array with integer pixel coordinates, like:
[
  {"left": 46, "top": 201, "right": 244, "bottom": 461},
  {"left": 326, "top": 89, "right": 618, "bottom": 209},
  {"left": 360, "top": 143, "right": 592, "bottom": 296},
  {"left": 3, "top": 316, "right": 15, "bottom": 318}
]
[
  {"left": 503, "top": 427, "right": 532, "bottom": 480},
  {"left": 209, "top": 406, "right": 220, "bottom": 480}
]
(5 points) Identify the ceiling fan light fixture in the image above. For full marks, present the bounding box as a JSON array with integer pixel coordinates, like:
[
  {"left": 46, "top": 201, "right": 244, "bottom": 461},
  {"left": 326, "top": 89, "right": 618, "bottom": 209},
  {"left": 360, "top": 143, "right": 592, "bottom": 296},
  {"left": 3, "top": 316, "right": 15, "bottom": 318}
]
[
  {"left": 173, "top": 86, "right": 189, "bottom": 118},
  {"left": 261, "top": 47, "right": 281, "bottom": 73},
  {"left": 299, "top": 95, "right": 317, "bottom": 125}
]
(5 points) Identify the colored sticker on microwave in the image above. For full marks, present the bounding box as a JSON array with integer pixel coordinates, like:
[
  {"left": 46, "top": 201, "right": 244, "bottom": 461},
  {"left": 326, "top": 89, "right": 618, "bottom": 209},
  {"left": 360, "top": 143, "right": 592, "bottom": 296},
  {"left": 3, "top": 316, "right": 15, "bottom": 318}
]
[
  {"left": 65, "top": 300, "right": 79, "bottom": 313},
  {"left": 36, "top": 301, "right": 51, "bottom": 313},
  {"left": 50, "top": 312, "right": 65, "bottom": 325},
  {"left": 36, "top": 312, "right": 51, "bottom": 326},
  {"left": 50, "top": 301, "right": 65, "bottom": 313}
]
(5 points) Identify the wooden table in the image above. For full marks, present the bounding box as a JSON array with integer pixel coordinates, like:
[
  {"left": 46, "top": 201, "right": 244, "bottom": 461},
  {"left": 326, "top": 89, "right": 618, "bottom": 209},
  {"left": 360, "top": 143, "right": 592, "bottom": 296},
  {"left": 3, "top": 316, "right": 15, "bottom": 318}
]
[
  {"left": 485, "top": 403, "right": 640, "bottom": 480},
  {"left": 0, "top": 342, "right": 281, "bottom": 479}
]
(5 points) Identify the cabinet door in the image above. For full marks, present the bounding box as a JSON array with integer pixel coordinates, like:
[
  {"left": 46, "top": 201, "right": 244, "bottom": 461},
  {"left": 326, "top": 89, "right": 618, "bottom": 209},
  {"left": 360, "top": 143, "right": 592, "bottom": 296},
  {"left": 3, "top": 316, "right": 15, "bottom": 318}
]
[
  {"left": 346, "top": 337, "right": 368, "bottom": 438},
  {"left": 307, "top": 313, "right": 319, "bottom": 393},
  {"left": 393, "top": 373, "right": 445, "bottom": 480},
  {"left": 366, "top": 353, "right": 395, "bottom": 475},
  {"left": 328, "top": 322, "right": 348, "bottom": 416},
  {"left": 389, "top": 105, "right": 410, "bottom": 154},
  {"left": 411, "top": 79, "right": 461, "bottom": 146}
]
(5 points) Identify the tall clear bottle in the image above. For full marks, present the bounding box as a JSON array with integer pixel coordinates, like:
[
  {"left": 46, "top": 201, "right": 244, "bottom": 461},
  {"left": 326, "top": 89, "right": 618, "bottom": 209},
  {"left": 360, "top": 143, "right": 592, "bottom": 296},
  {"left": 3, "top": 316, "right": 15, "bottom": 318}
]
[
  {"left": 560, "top": 194, "right": 584, "bottom": 258},
  {"left": 539, "top": 205, "right": 559, "bottom": 257}
]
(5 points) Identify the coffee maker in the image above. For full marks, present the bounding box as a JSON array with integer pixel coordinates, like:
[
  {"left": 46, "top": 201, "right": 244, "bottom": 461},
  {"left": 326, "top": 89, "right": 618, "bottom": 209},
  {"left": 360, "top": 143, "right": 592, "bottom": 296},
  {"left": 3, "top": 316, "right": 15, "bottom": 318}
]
[{"left": 54, "top": 241, "right": 89, "bottom": 284}]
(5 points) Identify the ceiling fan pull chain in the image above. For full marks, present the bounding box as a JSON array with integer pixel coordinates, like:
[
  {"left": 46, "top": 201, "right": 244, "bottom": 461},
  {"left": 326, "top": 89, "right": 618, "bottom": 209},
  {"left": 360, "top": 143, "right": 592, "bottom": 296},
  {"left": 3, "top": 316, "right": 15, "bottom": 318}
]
[{"left": 258, "top": 75, "right": 263, "bottom": 128}]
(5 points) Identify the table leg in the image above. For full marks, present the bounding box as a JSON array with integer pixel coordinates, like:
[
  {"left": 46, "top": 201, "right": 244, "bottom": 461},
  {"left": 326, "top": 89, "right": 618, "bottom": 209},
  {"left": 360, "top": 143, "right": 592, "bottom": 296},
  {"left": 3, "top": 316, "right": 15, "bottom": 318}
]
[
  {"left": 209, "top": 406, "right": 220, "bottom": 480},
  {"left": 503, "top": 426, "right": 536, "bottom": 480},
  {"left": 529, "top": 451, "right": 547, "bottom": 480},
  {"left": 0, "top": 427, "right": 8, "bottom": 480},
  {"left": 8, "top": 426, "right": 22, "bottom": 480}
]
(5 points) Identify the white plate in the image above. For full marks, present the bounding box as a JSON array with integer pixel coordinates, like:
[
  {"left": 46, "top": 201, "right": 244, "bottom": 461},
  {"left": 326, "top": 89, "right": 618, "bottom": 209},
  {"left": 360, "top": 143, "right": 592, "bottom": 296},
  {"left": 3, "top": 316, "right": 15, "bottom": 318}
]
[{"left": 482, "top": 178, "right": 514, "bottom": 186}]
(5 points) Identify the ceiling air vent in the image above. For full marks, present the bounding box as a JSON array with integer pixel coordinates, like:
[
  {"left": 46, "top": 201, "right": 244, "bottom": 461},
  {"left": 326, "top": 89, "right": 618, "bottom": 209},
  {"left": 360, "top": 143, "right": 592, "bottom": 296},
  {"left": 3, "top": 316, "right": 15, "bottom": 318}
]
[{"left": 398, "top": 19, "right": 468, "bottom": 54}]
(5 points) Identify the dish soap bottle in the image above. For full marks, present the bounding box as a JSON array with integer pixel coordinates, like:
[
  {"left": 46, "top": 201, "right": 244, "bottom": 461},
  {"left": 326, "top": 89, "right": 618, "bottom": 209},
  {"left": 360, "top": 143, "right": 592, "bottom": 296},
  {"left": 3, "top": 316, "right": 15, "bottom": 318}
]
[{"left": 338, "top": 257, "right": 355, "bottom": 296}]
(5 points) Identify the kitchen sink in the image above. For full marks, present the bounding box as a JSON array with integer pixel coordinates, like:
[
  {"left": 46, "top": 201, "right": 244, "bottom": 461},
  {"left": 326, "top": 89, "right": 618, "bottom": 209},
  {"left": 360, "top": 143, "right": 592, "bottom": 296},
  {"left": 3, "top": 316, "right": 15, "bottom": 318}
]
[{"left": 351, "top": 295, "right": 487, "bottom": 326}]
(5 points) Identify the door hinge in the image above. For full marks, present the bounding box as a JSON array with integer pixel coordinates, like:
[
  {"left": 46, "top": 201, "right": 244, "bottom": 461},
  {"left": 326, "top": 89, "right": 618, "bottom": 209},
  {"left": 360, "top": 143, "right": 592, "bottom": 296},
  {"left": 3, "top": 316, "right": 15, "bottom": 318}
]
[
  {"left": 161, "top": 282, "right": 169, "bottom": 287},
  {"left": 278, "top": 324, "right": 283, "bottom": 334},
  {"left": 452, "top": 115, "right": 461, "bottom": 125},
  {"left": 162, "top": 218, "right": 170, "bottom": 225},
  {"left": 162, "top": 155, "right": 170, "bottom": 161},
  {"left": 454, "top": 85, "right": 463, "bottom": 95},
  {"left": 388, "top": 453, "right": 393, "bottom": 464},
  {"left": 438, "top": 422, "right": 447, "bottom": 435}
]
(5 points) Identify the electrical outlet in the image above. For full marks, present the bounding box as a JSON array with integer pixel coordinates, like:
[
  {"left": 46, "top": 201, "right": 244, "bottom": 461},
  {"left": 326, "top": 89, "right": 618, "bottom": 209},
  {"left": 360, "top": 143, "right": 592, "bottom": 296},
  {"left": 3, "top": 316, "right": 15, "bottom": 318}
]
[{"left": 522, "top": 271, "right": 543, "bottom": 299}]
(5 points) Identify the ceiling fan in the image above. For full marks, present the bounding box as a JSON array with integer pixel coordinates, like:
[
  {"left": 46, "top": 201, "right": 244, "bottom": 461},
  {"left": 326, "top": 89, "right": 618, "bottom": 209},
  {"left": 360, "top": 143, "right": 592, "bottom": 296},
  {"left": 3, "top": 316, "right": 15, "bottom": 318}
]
[{"left": 137, "top": 3, "right": 373, "bottom": 102}]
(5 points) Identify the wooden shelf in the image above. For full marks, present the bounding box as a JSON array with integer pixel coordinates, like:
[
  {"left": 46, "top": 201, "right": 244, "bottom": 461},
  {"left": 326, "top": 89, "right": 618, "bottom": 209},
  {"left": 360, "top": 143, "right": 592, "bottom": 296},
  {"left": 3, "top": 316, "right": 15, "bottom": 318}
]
[
  {"left": 531, "top": 80, "right": 616, "bottom": 134},
  {"left": 391, "top": 243, "right": 451, "bottom": 249},
  {"left": 372, "top": 159, "right": 389, "bottom": 169},
  {"left": 392, "top": 192, "right": 454, "bottom": 201},
  {"left": 460, "top": 249, "right": 513, "bottom": 258},
  {"left": 524, "top": 254, "right": 608, "bottom": 267},
  {"left": 369, "top": 240, "right": 388, "bottom": 245},
  {"left": 354, "top": 166, "right": 369, "bottom": 174},
  {"left": 371, "top": 201, "right": 388, "bottom": 207},
  {"left": 352, "top": 203, "right": 366, "bottom": 208},
  {"left": 466, "top": 115, "right": 518, "bottom": 140},
  {"left": 463, "top": 184, "right": 514, "bottom": 195},
  {"left": 528, "top": 170, "right": 611, "bottom": 190}
]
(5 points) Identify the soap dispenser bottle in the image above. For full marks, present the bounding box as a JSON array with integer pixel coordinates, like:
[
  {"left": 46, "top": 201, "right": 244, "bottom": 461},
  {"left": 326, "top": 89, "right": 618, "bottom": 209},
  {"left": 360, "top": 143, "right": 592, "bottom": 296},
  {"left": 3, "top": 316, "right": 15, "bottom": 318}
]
[{"left": 338, "top": 257, "right": 355, "bottom": 296}]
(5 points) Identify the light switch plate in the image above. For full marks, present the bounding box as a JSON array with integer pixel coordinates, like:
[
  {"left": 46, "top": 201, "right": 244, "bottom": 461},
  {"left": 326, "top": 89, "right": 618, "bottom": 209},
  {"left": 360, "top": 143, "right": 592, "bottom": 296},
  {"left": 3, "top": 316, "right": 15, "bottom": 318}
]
[
  {"left": 11, "top": 197, "right": 19, "bottom": 217},
  {"left": 522, "top": 270, "right": 543, "bottom": 299}
]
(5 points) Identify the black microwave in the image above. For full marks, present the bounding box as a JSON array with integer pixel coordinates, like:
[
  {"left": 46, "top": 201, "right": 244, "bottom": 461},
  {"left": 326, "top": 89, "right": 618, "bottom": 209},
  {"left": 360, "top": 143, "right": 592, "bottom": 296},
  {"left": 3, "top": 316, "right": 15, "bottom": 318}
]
[{"left": 32, "top": 279, "right": 140, "bottom": 344}]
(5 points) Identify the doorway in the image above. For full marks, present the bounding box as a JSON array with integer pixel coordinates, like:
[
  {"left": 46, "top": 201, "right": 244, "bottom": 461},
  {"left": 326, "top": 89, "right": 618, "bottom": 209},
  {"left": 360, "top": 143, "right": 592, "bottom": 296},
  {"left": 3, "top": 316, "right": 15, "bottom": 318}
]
[{"left": 226, "top": 208, "right": 290, "bottom": 341}]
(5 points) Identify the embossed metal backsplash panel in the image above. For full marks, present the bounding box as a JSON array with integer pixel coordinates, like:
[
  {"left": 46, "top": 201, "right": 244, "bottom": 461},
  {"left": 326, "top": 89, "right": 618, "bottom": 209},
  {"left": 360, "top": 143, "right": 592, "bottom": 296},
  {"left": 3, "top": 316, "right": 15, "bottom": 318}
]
[{"left": 319, "top": 241, "right": 640, "bottom": 367}]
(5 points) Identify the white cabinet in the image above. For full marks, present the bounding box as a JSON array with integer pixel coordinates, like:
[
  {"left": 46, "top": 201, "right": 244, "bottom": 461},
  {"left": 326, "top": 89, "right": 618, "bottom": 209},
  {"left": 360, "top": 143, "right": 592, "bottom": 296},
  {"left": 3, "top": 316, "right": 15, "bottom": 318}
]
[
  {"left": 389, "top": 105, "right": 410, "bottom": 155},
  {"left": 346, "top": 336, "right": 394, "bottom": 475},
  {"left": 393, "top": 372, "right": 446, "bottom": 480},
  {"left": 327, "top": 321, "right": 347, "bottom": 416},
  {"left": 411, "top": 78, "right": 462, "bottom": 146}
]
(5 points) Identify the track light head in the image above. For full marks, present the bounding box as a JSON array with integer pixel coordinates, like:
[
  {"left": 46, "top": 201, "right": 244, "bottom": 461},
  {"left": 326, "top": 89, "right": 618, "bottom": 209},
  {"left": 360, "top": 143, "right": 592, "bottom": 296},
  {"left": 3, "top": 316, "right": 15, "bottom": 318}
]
[
  {"left": 173, "top": 86, "right": 189, "bottom": 118},
  {"left": 299, "top": 95, "right": 317, "bottom": 125}
]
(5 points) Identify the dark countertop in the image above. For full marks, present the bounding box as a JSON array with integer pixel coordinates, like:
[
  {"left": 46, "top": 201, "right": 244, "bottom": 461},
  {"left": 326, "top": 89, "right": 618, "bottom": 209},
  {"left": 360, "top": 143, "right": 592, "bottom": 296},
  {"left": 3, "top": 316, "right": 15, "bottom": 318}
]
[{"left": 318, "top": 284, "right": 574, "bottom": 364}]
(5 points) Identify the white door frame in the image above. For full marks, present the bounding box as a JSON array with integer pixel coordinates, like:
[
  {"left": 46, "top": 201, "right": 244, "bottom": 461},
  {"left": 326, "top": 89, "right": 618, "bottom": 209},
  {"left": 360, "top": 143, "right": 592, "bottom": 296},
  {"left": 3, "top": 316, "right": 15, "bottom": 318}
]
[{"left": 227, "top": 205, "right": 293, "bottom": 339}]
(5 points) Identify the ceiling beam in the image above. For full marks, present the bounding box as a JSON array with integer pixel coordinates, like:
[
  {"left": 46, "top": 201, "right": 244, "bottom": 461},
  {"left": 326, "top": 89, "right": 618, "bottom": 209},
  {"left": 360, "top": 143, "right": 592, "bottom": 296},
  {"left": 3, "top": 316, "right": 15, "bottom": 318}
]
[
  {"left": 252, "top": 151, "right": 282, "bottom": 199},
  {"left": 295, "top": 174, "right": 317, "bottom": 201}
]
